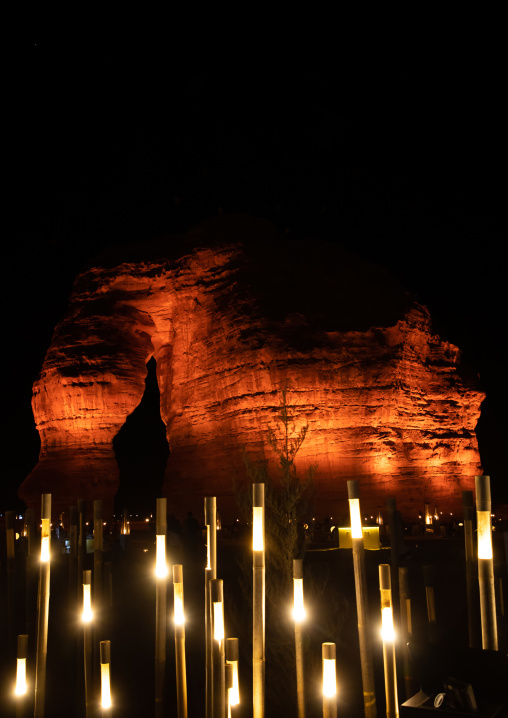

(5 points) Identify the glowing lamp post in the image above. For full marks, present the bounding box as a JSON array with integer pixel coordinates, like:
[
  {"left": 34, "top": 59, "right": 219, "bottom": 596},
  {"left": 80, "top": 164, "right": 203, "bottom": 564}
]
[
  {"left": 82, "top": 569, "right": 93, "bottom": 718},
  {"left": 100, "top": 640, "right": 112, "bottom": 713},
  {"left": 35, "top": 493, "right": 51, "bottom": 718},
  {"left": 15, "top": 633, "right": 28, "bottom": 718},
  {"left": 475, "top": 475, "right": 498, "bottom": 650},
  {"left": 252, "top": 482, "right": 265, "bottom": 718},
  {"left": 212, "top": 578, "right": 225, "bottom": 718},
  {"left": 322, "top": 642, "right": 337, "bottom": 718},
  {"left": 155, "top": 498, "right": 167, "bottom": 718},
  {"left": 205, "top": 496, "right": 217, "bottom": 718},
  {"left": 347, "top": 480, "right": 377, "bottom": 718},
  {"left": 379, "top": 564, "right": 398, "bottom": 718},
  {"left": 173, "top": 564, "right": 188, "bottom": 718},
  {"left": 293, "top": 559, "right": 306, "bottom": 718},
  {"left": 225, "top": 638, "right": 240, "bottom": 716}
]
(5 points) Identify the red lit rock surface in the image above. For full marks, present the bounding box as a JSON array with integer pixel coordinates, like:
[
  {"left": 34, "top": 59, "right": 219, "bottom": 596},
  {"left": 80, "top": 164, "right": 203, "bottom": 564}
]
[{"left": 19, "top": 216, "right": 485, "bottom": 521}]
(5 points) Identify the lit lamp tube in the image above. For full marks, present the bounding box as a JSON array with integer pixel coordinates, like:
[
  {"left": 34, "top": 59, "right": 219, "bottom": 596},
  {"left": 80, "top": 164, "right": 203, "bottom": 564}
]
[
  {"left": 100, "top": 640, "right": 112, "bottom": 712},
  {"left": 475, "top": 475, "right": 498, "bottom": 650},
  {"left": 82, "top": 570, "right": 93, "bottom": 718},
  {"left": 35, "top": 493, "right": 51, "bottom": 718},
  {"left": 212, "top": 579, "right": 225, "bottom": 718},
  {"left": 347, "top": 480, "right": 377, "bottom": 718},
  {"left": 424, "top": 503, "right": 432, "bottom": 526},
  {"left": 155, "top": 498, "right": 167, "bottom": 718},
  {"left": 379, "top": 564, "right": 398, "bottom": 718},
  {"left": 293, "top": 559, "right": 306, "bottom": 718},
  {"left": 252, "top": 482, "right": 265, "bottom": 718},
  {"left": 322, "top": 642, "right": 337, "bottom": 718},
  {"left": 205, "top": 496, "right": 217, "bottom": 718},
  {"left": 173, "top": 564, "right": 188, "bottom": 718},
  {"left": 226, "top": 637, "right": 240, "bottom": 716},
  {"left": 15, "top": 633, "right": 28, "bottom": 696}
]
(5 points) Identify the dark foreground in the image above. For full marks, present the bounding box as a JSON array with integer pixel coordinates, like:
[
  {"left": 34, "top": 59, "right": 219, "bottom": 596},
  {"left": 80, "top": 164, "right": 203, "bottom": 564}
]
[{"left": 1, "top": 527, "right": 507, "bottom": 717}]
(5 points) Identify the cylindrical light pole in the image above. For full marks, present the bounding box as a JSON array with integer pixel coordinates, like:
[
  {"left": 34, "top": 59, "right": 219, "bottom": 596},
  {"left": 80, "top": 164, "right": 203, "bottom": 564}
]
[
  {"left": 322, "top": 642, "right": 337, "bottom": 718},
  {"left": 205, "top": 496, "right": 217, "bottom": 718},
  {"left": 293, "top": 559, "right": 306, "bottom": 718},
  {"left": 475, "top": 475, "right": 498, "bottom": 650},
  {"left": 100, "top": 640, "right": 112, "bottom": 715},
  {"left": 6, "top": 510, "right": 16, "bottom": 658},
  {"left": 35, "top": 493, "right": 51, "bottom": 718},
  {"left": 463, "top": 490, "right": 481, "bottom": 648},
  {"left": 252, "top": 483, "right": 265, "bottom": 718},
  {"left": 82, "top": 569, "right": 93, "bottom": 718},
  {"left": 348, "top": 480, "right": 377, "bottom": 718},
  {"left": 379, "top": 564, "right": 398, "bottom": 718},
  {"left": 398, "top": 567, "right": 415, "bottom": 700},
  {"left": 211, "top": 578, "right": 225, "bottom": 718},
  {"left": 225, "top": 638, "right": 240, "bottom": 717},
  {"left": 423, "top": 565, "right": 438, "bottom": 645},
  {"left": 155, "top": 498, "right": 167, "bottom": 718},
  {"left": 173, "top": 564, "right": 188, "bottom": 718},
  {"left": 15, "top": 633, "right": 29, "bottom": 718}
]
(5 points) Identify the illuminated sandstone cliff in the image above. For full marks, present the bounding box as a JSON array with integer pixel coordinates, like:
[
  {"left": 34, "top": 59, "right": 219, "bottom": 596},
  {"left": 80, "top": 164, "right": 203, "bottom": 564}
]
[{"left": 19, "top": 216, "right": 485, "bottom": 520}]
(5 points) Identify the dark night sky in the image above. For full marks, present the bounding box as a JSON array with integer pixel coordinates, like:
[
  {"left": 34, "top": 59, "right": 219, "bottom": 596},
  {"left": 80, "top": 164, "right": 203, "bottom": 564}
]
[{"left": 1, "top": 32, "right": 506, "bottom": 510}]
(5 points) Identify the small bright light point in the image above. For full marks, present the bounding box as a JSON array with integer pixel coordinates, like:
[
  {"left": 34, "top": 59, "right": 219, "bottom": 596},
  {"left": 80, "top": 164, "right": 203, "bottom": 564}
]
[
  {"left": 349, "top": 498, "right": 362, "bottom": 539},
  {"left": 15, "top": 658, "right": 27, "bottom": 696},
  {"left": 101, "top": 663, "right": 112, "bottom": 709},
  {"left": 155, "top": 535, "right": 168, "bottom": 579},
  {"left": 323, "top": 658, "right": 336, "bottom": 697},
  {"left": 253, "top": 506, "right": 263, "bottom": 551},
  {"left": 213, "top": 601, "right": 224, "bottom": 642},
  {"left": 293, "top": 578, "right": 306, "bottom": 622},
  {"left": 381, "top": 606, "right": 395, "bottom": 642},
  {"left": 82, "top": 583, "right": 93, "bottom": 623}
]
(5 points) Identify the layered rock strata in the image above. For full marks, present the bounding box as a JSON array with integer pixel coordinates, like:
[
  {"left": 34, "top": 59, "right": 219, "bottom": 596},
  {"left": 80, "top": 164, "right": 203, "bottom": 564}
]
[{"left": 19, "top": 216, "right": 485, "bottom": 522}]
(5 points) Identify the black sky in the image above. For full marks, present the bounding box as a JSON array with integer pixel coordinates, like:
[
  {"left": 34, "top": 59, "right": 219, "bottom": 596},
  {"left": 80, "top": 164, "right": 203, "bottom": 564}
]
[{"left": 2, "top": 33, "right": 506, "bottom": 510}]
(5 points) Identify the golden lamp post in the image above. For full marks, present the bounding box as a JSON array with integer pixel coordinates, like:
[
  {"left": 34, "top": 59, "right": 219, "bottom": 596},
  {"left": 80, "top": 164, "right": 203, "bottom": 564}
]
[
  {"left": 35, "top": 493, "right": 51, "bottom": 718},
  {"left": 322, "top": 642, "right": 337, "bottom": 718},
  {"left": 82, "top": 569, "right": 94, "bottom": 718},
  {"left": 211, "top": 578, "right": 226, "bottom": 718},
  {"left": 475, "top": 475, "right": 498, "bottom": 650},
  {"left": 154, "top": 498, "right": 168, "bottom": 718},
  {"left": 173, "top": 564, "right": 188, "bottom": 718},
  {"left": 100, "top": 640, "right": 112, "bottom": 715},
  {"left": 347, "top": 480, "right": 377, "bottom": 718},
  {"left": 379, "top": 564, "right": 398, "bottom": 718},
  {"left": 252, "top": 482, "right": 265, "bottom": 718},
  {"left": 14, "top": 633, "right": 29, "bottom": 718},
  {"left": 293, "top": 558, "right": 306, "bottom": 718},
  {"left": 205, "top": 496, "right": 217, "bottom": 718},
  {"left": 225, "top": 637, "right": 240, "bottom": 717}
]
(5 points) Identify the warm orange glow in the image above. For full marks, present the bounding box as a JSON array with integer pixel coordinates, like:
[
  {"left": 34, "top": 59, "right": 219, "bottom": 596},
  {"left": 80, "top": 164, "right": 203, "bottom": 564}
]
[
  {"left": 253, "top": 506, "right": 264, "bottom": 551},
  {"left": 214, "top": 601, "right": 224, "bottom": 642},
  {"left": 348, "top": 498, "right": 362, "bottom": 539},
  {"left": 82, "top": 583, "right": 93, "bottom": 623},
  {"left": 323, "top": 658, "right": 336, "bottom": 698},
  {"left": 101, "top": 663, "right": 112, "bottom": 709},
  {"left": 292, "top": 577, "right": 306, "bottom": 622},
  {"left": 14, "top": 658, "right": 27, "bottom": 696},
  {"left": 381, "top": 606, "right": 395, "bottom": 642},
  {"left": 174, "top": 582, "right": 185, "bottom": 625},
  {"left": 477, "top": 510, "right": 493, "bottom": 560},
  {"left": 41, "top": 518, "right": 50, "bottom": 562},
  {"left": 155, "top": 535, "right": 167, "bottom": 579},
  {"left": 227, "top": 659, "right": 240, "bottom": 706}
]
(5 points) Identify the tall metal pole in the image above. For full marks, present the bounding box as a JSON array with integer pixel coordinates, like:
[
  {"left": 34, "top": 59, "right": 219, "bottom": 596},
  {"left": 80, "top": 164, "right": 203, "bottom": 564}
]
[
  {"left": 34, "top": 493, "right": 51, "bottom": 718},
  {"left": 225, "top": 638, "right": 240, "bottom": 716},
  {"left": 398, "top": 567, "right": 415, "bottom": 700},
  {"left": 173, "top": 564, "right": 188, "bottom": 718},
  {"left": 348, "top": 481, "right": 377, "bottom": 718},
  {"left": 6, "top": 510, "right": 16, "bottom": 658},
  {"left": 211, "top": 578, "right": 225, "bottom": 718},
  {"left": 379, "top": 564, "right": 398, "bottom": 718},
  {"left": 15, "top": 633, "right": 29, "bottom": 718},
  {"left": 252, "top": 483, "right": 265, "bottom": 718},
  {"left": 475, "top": 475, "right": 498, "bottom": 650},
  {"left": 155, "top": 498, "right": 167, "bottom": 718},
  {"left": 462, "top": 490, "right": 481, "bottom": 648},
  {"left": 293, "top": 559, "right": 306, "bottom": 718},
  {"left": 94, "top": 500, "right": 104, "bottom": 695},
  {"left": 205, "top": 496, "right": 217, "bottom": 718},
  {"left": 423, "top": 565, "right": 438, "bottom": 645},
  {"left": 82, "top": 569, "right": 94, "bottom": 718}
]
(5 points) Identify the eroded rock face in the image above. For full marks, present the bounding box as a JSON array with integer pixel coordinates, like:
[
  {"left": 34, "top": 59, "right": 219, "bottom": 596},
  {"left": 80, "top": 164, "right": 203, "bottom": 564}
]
[{"left": 19, "top": 216, "right": 485, "bottom": 521}]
